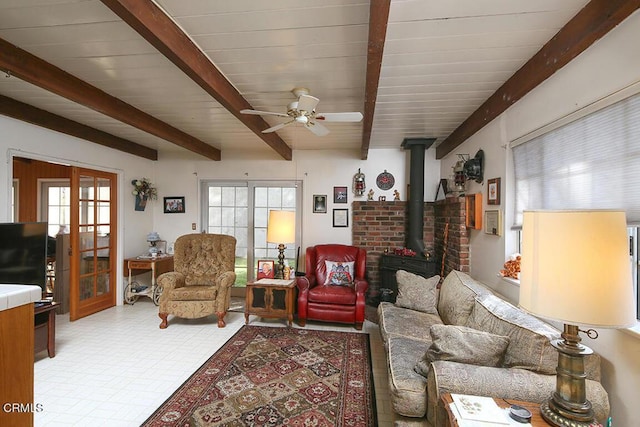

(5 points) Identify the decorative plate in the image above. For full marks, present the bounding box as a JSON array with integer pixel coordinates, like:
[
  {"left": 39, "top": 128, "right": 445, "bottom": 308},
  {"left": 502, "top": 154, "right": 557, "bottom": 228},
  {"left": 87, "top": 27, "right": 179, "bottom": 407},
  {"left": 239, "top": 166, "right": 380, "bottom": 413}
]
[{"left": 376, "top": 170, "right": 395, "bottom": 190}]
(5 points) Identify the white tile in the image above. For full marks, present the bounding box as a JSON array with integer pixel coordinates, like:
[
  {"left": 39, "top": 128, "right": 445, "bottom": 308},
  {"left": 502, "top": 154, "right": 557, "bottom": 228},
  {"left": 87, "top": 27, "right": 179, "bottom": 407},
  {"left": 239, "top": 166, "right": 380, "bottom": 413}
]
[{"left": 34, "top": 302, "right": 396, "bottom": 426}]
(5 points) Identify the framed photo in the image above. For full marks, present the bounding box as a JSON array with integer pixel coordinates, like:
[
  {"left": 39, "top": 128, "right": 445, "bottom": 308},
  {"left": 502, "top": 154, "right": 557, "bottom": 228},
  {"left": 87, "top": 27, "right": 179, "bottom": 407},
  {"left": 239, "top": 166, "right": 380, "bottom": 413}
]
[
  {"left": 487, "top": 177, "right": 501, "bottom": 205},
  {"left": 313, "top": 194, "right": 327, "bottom": 213},
  {"left": 333, "top": 208, "right": 349, "bottom": 227},
  {"left": 257, "top": 260, "right": 275, "bottom": 279},
  {"left": 333, "top": 186, "right": 348, "bottom": 204},
  {"left": 164, "top": 196, "right": 185, "bottom": 213},
  {"left": 484, "top": 210, "right": 502, "bottom": 236}
]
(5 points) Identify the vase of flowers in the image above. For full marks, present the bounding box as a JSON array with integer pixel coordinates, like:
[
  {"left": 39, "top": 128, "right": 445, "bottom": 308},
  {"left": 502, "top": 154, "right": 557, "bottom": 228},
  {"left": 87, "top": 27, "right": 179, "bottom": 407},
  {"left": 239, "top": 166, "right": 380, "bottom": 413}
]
[{"left": 131, "top": 178, "right": 157, "bottom": 211}]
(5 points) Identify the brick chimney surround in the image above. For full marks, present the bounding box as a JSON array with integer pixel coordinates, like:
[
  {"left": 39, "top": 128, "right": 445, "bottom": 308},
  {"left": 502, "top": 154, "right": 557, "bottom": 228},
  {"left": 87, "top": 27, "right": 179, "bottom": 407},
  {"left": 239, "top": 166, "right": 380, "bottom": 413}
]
[{"left": 352, "top": 196, "right": 469, "bottom": 302}]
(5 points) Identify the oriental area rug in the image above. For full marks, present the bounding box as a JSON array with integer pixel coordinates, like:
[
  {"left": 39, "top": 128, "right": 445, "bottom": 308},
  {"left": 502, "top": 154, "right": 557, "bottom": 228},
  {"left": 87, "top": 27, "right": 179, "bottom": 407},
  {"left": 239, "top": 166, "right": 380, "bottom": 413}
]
[{"left": 143, "top": 325, "right": 377, "bottom": 427}]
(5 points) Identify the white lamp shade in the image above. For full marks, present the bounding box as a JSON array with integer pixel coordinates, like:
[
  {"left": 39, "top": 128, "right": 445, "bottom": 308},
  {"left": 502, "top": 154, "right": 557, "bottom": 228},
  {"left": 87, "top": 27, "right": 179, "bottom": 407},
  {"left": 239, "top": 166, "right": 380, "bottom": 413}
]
[
  {"left": 266, "top": 210, "right": 295, "bottom": 244},
  {"left": 520, "top": 210, "right": 636, "bottom": 329}
]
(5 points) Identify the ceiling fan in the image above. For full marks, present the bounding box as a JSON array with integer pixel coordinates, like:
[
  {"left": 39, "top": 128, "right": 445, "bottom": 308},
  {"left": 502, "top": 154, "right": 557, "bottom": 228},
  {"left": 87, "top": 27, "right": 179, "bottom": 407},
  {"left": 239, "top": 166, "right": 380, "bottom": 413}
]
[{"left": 240, "top": 88, "right": 363, "bottom": 136}]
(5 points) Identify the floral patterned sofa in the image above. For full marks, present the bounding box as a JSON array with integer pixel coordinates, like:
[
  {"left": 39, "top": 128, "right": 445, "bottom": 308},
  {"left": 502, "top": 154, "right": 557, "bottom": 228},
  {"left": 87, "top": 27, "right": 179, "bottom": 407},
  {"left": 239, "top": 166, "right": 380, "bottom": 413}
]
[{"left": 378, "top": 270, "right": 610, "bottom": 427}]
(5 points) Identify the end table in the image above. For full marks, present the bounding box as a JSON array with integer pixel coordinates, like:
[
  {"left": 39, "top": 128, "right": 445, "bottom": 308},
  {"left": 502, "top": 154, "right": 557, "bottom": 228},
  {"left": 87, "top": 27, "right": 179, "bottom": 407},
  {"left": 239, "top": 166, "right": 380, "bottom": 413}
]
[
  {"left": 441, "top": 393, "right": 551, "bottom": 426},
  {"left": 245, "top": 278, "right": 296, "bottom": 326}
]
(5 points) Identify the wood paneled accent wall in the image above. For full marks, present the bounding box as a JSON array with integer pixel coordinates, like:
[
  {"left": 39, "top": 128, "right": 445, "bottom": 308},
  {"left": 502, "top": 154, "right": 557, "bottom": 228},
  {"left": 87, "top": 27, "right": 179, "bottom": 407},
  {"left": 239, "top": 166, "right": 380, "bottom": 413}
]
[{"left": 13, "top": 157, "right": 70, "bottom": 223}]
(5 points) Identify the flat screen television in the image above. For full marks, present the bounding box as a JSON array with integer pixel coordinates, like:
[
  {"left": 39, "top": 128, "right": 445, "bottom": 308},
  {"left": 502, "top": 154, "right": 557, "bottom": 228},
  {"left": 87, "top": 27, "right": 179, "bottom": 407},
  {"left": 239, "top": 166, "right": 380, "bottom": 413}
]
[{"left": 0, "top": 222, "right": 48, "bottom": 297}]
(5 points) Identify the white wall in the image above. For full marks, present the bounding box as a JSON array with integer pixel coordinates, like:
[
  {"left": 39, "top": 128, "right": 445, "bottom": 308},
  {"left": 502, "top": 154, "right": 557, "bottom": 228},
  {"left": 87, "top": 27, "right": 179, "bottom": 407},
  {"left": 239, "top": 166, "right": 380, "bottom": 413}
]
[
  {"left": 151, "top": 147, "right": 441, "bottom": 252},
  {"left": 439, "top": 10, "right": 640, "bottom": 425},
  {"left": 1, "top": 112, "right": 441, "bottom": 301}
]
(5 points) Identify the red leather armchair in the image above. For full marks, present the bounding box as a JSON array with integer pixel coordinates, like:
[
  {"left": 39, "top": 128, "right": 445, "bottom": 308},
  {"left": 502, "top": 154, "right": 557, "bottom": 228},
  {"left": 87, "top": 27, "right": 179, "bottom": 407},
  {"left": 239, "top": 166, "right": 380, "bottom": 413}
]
[{"left": 296, "top": 244, "right": 369, "bottom": 330}]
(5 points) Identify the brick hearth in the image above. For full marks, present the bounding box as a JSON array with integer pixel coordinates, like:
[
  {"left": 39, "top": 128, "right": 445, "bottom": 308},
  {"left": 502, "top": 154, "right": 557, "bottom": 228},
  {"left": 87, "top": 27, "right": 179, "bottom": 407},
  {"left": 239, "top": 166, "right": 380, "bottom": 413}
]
[{"left": 352, "top": 196, "right": 469, "bottom": 300}]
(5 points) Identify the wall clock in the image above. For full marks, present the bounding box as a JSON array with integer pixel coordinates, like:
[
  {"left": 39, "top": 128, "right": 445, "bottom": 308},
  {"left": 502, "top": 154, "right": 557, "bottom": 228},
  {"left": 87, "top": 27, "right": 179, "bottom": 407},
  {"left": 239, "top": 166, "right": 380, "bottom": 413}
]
[{"left": 376, "top": 170, "right": 395, "bottom": 190}]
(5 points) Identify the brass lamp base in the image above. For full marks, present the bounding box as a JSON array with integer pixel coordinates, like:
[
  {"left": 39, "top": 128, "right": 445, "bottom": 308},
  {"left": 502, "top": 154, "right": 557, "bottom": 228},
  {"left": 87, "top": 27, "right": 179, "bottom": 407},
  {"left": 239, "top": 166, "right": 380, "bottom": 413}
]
[
  {"left": 275, "top": 243, "right": 286, "bottom": 279},
  {"left": 541, "top": 324, "right": 597, "bottom": 427},
  {"left": 540, "top": 400, "right": 595, "bottom": 427}
]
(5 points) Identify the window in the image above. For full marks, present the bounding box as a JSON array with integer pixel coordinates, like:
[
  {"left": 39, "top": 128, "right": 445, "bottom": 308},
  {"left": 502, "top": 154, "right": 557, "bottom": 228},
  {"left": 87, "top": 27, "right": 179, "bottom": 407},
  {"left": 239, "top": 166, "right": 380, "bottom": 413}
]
[
  {"left": 41, "top": 180, "right": 71, "bottom": 236},
  {"left": 512, "top": 91, "right": 640, "bottom": 320},
  {"left": 201, "top": 181, "right": 301, "bottom": 286}
]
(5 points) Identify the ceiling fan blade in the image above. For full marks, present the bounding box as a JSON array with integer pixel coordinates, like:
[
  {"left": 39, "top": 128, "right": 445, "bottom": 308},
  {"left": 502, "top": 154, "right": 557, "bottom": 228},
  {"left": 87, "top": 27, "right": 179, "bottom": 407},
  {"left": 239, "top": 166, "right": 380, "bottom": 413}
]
[
  {"left": 306, "top": 121, "right": 330, "bottom": 136},
  {"left": 262, "top": 120, "right": 294, "bottom": 133},
  {"left": 297, "top": 94, "right": 320, "bottom": 113},
  {"left": 315, "top": 112, "right": 363, "bottom": 122},
  {"left": 240, "top": 109, "right": 289, "bottom": 118}
]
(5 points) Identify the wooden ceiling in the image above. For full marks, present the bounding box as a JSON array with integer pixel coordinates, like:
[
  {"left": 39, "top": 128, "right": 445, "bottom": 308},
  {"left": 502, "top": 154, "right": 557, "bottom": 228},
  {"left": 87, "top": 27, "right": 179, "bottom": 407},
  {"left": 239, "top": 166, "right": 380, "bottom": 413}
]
[{"left": 0, "top": 0, "right": 637, "bottom": 161}]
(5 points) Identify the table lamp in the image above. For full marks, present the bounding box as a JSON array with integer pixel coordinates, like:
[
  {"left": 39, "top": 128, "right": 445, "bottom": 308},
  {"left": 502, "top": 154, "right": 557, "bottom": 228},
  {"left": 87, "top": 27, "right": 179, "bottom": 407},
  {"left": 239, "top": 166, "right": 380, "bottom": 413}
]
[
  {"left": 520, "top": 210, "right": 636, "bottom": 426},
  {"left": 266, "top": 210, "right": 295, "bottom": 279},
  {"left": 147, "top": 231, "right": 160, "bottom": 255}
]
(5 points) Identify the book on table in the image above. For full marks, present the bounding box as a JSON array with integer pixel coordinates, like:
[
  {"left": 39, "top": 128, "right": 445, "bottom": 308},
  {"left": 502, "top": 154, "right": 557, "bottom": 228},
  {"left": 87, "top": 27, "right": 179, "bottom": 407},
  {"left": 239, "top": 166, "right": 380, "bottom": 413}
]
[{"left": 450, "top": 394, "right": 512, "bottom": 426}]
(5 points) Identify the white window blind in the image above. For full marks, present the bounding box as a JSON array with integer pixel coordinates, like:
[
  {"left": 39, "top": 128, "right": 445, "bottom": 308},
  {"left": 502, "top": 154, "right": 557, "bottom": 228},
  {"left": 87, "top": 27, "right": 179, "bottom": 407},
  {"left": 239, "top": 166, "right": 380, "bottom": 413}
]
[{"left": 512, "top": 92, "right": 640, "bottom": 226}]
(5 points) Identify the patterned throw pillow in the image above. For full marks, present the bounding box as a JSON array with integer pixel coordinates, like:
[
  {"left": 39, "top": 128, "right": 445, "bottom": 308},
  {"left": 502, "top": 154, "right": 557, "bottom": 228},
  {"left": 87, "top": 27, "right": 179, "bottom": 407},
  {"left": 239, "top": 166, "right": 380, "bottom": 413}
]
[
  {"left": 324, "top": 260, "right": 355, "bottom": 286},
  {"left": 414, "top": 324, "right": 510, "bottom": 377},
  {"left": 395, "top": 270, "right": 440, "bottom": 314}
]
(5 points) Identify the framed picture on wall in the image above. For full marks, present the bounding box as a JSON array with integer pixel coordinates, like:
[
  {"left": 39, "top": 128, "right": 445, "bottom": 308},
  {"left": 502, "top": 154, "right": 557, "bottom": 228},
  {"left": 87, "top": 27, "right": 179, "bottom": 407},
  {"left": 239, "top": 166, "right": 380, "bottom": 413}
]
[
  {"left": 484, "top": 210, "right": 502, "bottom": 236},
  {"left": 333, "top": 209, "right": 349, "bottom": 227},
  {"left": 313, "top": 194, "right": 327, "bottom": 213},
  {"left": 333, "top": 186, "right": 348, "bottom": 203},
  {"left": 257, "top": 260, "right": 275, "bottom": 279},
  {"left": 163, "top": 196, "right": 185, "bottom": 213},
  {"left": 487, "top": 178, "right": 501, "bottom": 205}
]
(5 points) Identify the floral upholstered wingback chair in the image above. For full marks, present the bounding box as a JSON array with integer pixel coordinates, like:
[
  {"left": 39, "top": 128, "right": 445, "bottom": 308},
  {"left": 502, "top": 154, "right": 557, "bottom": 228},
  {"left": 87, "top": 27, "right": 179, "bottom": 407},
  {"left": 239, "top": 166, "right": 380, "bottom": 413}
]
[{"left": 158, "top": 233, "right": 236, "bottom": 329}]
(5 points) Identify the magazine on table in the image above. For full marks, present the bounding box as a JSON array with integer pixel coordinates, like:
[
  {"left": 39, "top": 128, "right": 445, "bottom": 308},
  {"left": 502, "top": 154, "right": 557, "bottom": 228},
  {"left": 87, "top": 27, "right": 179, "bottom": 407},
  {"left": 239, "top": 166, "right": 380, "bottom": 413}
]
[{"left": 450, "top": 394, "right": 516, "bottom": 426}]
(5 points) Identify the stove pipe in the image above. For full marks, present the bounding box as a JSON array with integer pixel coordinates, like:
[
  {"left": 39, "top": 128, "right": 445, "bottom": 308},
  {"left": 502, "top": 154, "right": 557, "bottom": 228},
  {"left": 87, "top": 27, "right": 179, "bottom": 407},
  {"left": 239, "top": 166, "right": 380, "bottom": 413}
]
[{"left": 401, "top": 137, "right": 436, "bottom": 255}]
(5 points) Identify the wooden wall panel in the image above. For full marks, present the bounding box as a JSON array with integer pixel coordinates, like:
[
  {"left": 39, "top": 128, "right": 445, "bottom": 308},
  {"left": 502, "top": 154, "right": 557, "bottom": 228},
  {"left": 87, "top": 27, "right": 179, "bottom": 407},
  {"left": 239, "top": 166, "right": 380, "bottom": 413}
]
[{"left": 13, "top": 157, "right": 70, "bottom": 223}]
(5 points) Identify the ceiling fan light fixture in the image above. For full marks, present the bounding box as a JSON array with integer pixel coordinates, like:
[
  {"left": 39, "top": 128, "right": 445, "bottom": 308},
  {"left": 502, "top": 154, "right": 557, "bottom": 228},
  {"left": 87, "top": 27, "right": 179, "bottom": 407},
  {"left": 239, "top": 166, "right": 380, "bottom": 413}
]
[
  {"left": 240, "top": 87, "right": 363, "bottom": 136},
  {"left": 291, "top": 87, "right": 310, "bottom": 98}
]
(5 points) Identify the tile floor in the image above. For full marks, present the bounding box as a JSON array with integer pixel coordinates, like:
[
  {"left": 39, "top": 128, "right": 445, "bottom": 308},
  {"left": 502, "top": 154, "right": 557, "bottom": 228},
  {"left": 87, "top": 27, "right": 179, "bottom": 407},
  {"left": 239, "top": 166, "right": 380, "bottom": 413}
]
[{"left": 34, "top": 299, "right": 396, "bottom": 426}]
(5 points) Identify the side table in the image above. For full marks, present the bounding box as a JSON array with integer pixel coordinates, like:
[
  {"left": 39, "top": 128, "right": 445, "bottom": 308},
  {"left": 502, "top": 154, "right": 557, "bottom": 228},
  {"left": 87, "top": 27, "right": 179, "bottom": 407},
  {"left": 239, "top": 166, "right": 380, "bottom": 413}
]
[
  {"left": 245, "top": 278, "right": 296, "bottom": 326},
  {"left": 442, "top": 393, "right": 551, "bottom": 426},
  {"left": 123, "top": 255, "right": 174, "bottom": 305},
  {"left": 35, "top": 301, "right": 59, "bottom": 358}
]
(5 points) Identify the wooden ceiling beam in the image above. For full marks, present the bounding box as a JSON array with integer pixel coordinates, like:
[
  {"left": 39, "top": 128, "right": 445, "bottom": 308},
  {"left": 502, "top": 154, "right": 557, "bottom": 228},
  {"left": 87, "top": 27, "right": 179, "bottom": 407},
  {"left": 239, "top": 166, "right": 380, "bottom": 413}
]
[
  {"left": 436, "top": 0, "right": 640, "bottom": 159},
  {"left": 0, "top": 95, "right": 158, "bottom": 160},
  {"left": 0, "top": 38, "right": 220, "bottom": 161},
  {"left": 100, "top": 0, "right": 292, "bottom": 161},
  {"left": 361, "top": 0, "right": 391, "bottom": 160}
]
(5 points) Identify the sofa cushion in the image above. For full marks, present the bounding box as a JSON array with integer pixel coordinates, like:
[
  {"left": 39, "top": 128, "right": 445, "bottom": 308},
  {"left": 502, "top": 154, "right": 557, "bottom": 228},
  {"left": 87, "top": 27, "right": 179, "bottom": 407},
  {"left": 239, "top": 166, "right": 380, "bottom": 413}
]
[
  {"left": 415, "top": 325, "right": 510, "bottom": 377},
  {"left": 387, "top": 335, "right": 432, "bottom": 417},
  {"left": 465, "top": 294, "right": 560, "bottom": 374},
  {"left": 378, "top": 302, "right": 443, "bottom": 343},
  {"left": 437, "top": 270, "right": 493, "bottom": 326},
  {"left": 395, "top": 270, "right": 440, "bottom": 314}
]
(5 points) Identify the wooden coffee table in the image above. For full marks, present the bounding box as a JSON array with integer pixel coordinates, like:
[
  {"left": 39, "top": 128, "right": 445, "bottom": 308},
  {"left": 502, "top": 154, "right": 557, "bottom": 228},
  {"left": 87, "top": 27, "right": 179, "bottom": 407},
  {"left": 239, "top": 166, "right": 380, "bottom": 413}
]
[
  {"left": 442, "top": 393, "right": 551, "bottom": 426},
  {"left": 245, "top": 278, "right": 296, "bottom": 326}
]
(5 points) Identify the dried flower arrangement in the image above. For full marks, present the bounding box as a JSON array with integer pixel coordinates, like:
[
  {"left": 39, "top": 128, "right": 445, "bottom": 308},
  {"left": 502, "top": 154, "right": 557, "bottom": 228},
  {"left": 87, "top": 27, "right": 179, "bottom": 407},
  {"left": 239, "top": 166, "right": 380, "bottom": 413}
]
[{"left": 131, "top": 178, "right": 158, "bottom": 200}]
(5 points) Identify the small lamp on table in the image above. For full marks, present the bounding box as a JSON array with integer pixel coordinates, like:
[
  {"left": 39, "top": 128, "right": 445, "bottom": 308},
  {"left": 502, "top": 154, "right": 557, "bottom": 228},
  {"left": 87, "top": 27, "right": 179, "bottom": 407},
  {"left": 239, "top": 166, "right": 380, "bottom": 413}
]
[
  {"left": 520, "top": 210, "right": 636, "bottom": 426},
  {"left": 266, "top": 210, "right": 295, "bottom": 279}
]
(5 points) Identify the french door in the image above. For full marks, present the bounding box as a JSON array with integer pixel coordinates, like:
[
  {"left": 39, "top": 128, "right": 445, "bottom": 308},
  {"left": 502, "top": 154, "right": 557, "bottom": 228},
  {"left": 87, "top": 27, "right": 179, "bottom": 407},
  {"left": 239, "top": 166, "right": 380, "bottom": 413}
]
[
  {"left": 201, "top": 181, "right": 301, "bottom": 293},
  {"left": 69, "top": 167, "right": 117, "bottom": 320}
]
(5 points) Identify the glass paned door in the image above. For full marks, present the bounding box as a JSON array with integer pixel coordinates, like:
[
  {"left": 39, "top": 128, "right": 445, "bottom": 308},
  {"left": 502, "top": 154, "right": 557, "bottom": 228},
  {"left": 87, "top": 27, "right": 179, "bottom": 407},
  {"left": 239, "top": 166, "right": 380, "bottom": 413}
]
[
  {"left": 205, "top": 185, "right": 249, "bottom": 285},
  {"left": 202, "top": 181, "right": 301, "bottom": 289},
  {"left": 70, "top": 168, "right": 117, "bottom": 320},
  {"left": 253, "top": 186, "right": 297, "bottom": 276}
]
